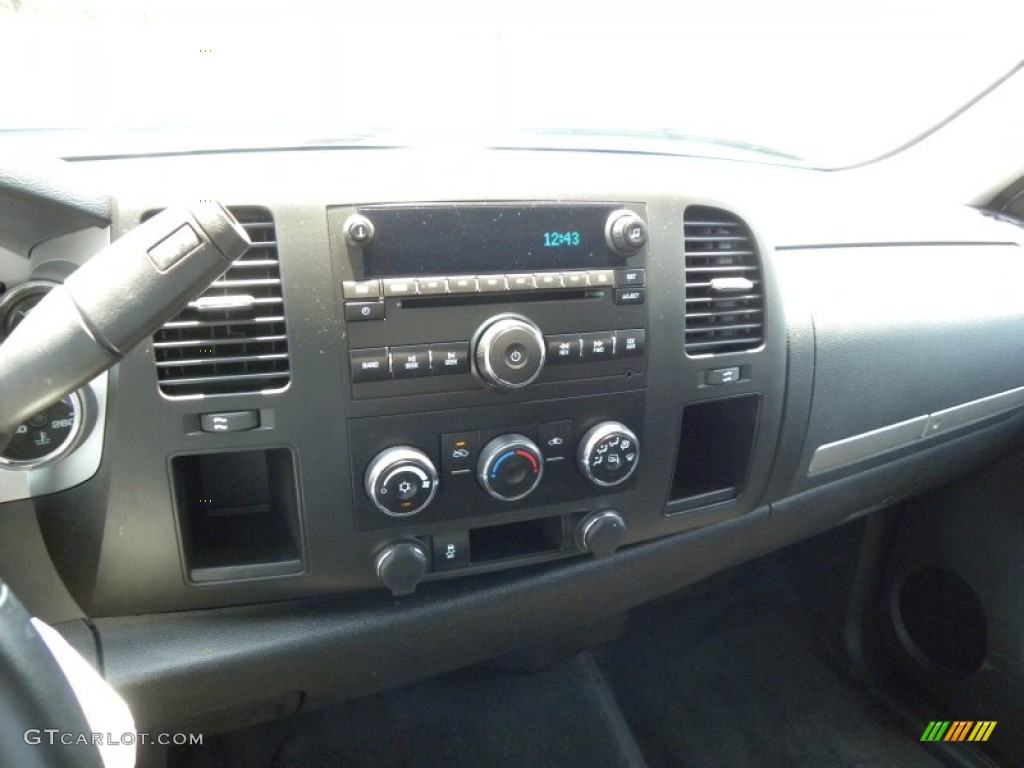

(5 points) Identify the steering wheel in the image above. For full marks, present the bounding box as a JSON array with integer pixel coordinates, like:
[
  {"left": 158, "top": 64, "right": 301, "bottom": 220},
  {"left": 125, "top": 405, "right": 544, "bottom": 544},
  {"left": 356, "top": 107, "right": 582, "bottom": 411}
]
[
  {"left": 0, "top": 159, "right": 252, "bottom": 767},
  {"left": 0, "top": 579, "right": 105, "bottom": 768}
]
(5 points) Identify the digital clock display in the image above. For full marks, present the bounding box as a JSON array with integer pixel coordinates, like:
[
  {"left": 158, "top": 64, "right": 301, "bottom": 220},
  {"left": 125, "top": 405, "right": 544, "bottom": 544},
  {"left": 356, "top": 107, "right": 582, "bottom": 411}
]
[
  {"left": 359, "top": 203, "right": 624, "bottom": 277},
  {"left": 543, "top": 231, "right": 581, "bottom": 248}
]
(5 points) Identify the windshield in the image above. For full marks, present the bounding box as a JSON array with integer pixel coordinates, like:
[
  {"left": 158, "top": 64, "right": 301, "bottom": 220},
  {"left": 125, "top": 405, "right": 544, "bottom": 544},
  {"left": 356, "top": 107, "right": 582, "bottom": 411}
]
[{"left": 0, "top": 0, "right": 1019, "bottom": 168}]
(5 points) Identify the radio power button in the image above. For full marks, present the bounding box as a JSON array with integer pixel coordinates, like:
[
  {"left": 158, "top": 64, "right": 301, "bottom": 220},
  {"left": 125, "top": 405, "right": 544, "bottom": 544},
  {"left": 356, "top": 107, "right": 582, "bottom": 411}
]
[{"left": 472, "top": 314, "right": 546, "bottom": 390}]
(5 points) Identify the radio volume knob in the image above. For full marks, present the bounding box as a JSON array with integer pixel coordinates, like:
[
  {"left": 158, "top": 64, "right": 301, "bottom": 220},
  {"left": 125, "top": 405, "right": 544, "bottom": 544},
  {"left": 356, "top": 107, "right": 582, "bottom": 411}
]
[
  {"left": 606, "top": 210, "right": 648, "bottom": 254},
  {"left": 477, "top": 434, "right": 544, "bottom": 501},
  {"left": 473, "top": 314, "right": 546, "bottom": 390},
  {"left": 578, "top": 422, "right": 640, "bottom": 487},
  {"left": 344, "top": 214, "right": 376, "bottom": 246},
  {"left": 365, "top": 446, "right": 439, "bottom": 517}
]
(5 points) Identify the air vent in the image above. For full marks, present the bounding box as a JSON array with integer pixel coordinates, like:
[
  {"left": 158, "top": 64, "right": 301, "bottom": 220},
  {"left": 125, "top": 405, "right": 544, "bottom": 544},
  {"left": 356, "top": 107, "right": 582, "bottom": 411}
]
[
  {"left": 684, "top": 206, "right": 764, "bottom": 355},
  {"left": 152, "top": 207, "right": 290, "bottom": 396}
]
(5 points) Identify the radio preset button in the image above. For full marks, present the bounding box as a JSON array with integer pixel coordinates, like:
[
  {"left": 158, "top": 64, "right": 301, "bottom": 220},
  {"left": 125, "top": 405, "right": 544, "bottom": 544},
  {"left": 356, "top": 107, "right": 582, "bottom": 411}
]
[
  {"left": 430, "top": 342, "right": 470, "bottom": 375},
  {"left": 383, "top": 278, "right": 416, "bottom": 297},
  {"left": 614, "top": 287, "right": 645, "bottom": 305},
  {"left": 615, "top": 329, "right": 645, "bottom": 358},
  {"left": 416, "top": 277, "right": 447, "bottom": 295},
  {"left": 478, "top": 275, "right": 507, "bottom": 293},
  {"left": 546, "top": 334, "right": 582, "bottom": 364},
  {"left": 507, "top": 274, "right": 537, "bottom": 291},
  {"left": 448, "top": 276, "right": 479, "bottom": 294},
  {"left": 616, "top": 268, "right": 645, "bottom": 287},
  {"left": 350, "top": 348, "right": 391, "bottom": 383},
  {"left": 588, "top": 269, "right": 615, "bottom": 287},
  {"left": 535, "top": 272, "right": 562, "bottom": 290},
  {"left": 344, "top": 301, "right": 385, "bottom": 321},
  {"left": 342, "top": 279, "right": 381, "bottom": 299},
  {"left": 582, "top": 332, "right": 615, "bottom": 361},
  {"left": 561, "top": 271, "right": 589, "bottom": 289}
]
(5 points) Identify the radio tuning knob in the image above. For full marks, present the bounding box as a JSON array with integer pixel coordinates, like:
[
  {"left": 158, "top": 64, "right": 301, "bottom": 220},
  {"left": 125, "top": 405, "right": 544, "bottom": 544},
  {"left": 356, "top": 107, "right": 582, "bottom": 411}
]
[
  {"left": 472, "top": 314, "right": 546, "bottom": 390},
  {"left": 477, "top": 434, "right": 544, "bottom": 501},
  {"left": 365, "top": 446, "right": 439, "bottom": 517},
  {"left": 605, "top": 210, "right": 648, "bottom": 255},
  {"left": 577, "top": 422, "right": 640, "bottom": 487}
]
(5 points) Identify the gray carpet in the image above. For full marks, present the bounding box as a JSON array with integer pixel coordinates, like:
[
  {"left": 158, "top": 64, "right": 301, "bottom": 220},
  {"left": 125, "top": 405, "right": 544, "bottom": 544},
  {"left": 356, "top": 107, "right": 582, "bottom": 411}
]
[{"left": 271, "top": 653, "right": 642, "bottom": 768}]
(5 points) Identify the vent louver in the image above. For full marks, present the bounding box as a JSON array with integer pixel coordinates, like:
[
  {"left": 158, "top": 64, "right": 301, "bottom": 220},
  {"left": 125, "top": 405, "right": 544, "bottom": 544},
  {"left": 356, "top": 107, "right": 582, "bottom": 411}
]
[
  {"left": 684, "top": 206, "right": 764, "bottom": 354},
  {"left": 152, "top": 207, "right": 291, "bottom": 396}
]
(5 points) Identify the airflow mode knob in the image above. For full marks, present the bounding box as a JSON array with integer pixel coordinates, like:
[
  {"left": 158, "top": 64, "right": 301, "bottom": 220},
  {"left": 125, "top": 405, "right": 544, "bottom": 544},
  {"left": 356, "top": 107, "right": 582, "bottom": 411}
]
[{"left": 577, "top": 422, "right": 640, "bottom": 487}]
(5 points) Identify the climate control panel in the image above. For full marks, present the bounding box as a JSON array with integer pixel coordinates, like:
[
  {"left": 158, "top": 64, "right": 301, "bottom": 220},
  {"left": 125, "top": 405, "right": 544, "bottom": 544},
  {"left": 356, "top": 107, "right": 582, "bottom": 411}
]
[{"left": 349, "top": 392, "right": 645, "bottom": 531}]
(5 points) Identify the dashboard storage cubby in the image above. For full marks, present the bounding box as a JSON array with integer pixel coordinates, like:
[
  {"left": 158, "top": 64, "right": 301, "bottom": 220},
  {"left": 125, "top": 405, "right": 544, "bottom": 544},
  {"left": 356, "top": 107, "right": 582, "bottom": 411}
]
[
  {"left": 171, "top": 448, "right": 303, "bottom": 582},
  {"left": 668, "top": 395, "right": 760, "bottom": 512}
]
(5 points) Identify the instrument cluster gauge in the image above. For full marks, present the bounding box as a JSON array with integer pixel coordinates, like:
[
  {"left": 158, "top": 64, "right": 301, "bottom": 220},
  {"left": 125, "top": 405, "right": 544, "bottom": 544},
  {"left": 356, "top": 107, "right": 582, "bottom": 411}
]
[
  {"left": 0, "top": 280, "right": 56, "bottom": 339},
  {"left": 0, "top": 391, "right": 85, "bottom": 469},
  {"left": 0, "top": 279, "right": 86, "bottom": 469}
]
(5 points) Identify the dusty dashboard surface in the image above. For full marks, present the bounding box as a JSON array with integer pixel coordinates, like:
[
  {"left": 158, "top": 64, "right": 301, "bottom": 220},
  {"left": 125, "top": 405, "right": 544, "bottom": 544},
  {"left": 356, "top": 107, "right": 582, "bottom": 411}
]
[{"left": 2, "top": 146, "right": 1024, "bottom": 729}]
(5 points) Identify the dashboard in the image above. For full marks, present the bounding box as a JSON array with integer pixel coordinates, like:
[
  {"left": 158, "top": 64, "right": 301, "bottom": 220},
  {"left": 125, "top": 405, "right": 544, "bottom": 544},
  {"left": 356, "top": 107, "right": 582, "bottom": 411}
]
[{"left": 2, "top": 146, "right": 1024, "bottom": 733}]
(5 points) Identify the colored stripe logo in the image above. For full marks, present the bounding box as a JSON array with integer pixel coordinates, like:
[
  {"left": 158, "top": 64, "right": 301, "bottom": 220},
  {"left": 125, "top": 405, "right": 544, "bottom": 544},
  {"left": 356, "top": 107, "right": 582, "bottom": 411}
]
[{"left": 920, "top": 721, "right": 997, "bottom": 742}]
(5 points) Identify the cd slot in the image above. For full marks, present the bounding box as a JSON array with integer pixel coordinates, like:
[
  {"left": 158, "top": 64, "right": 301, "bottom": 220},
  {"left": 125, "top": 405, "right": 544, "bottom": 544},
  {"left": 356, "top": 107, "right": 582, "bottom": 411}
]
[{"left": 401, "top": 288, "right": 604, "bottom": 309}]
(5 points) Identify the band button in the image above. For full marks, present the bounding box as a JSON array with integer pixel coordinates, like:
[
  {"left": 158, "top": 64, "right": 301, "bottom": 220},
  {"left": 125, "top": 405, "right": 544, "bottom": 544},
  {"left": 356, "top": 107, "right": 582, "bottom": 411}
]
[{"left": 349, "top": 348, "right": 391, "bottom": 382}]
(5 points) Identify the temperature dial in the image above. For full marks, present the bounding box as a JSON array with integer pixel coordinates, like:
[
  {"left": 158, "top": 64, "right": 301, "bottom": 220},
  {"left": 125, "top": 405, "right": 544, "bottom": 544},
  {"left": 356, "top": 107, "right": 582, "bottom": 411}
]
[
  {"left": 477, "top": 434, "right": 544, "bottom": 501},
  {"left": 365, "top": 446, "right": 439, "bottom": 517},
  {"left": 577, "top": 422, "right": 640, "bottom": 487},
  {"left": 0, "top": 391, "right": 83, "bottom": 468}
]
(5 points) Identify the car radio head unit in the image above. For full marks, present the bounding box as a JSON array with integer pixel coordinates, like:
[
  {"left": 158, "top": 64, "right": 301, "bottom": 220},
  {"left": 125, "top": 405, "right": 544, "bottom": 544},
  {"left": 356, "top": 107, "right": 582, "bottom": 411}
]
[{"left": 328, "top": 200, "right": 648, "bottom": 400}]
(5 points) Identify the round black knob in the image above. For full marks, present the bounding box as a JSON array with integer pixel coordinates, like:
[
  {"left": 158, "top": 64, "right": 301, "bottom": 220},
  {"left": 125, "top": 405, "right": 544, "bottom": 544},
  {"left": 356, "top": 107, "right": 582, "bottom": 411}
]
[
  {"left": 473, "top": 314, "right": 546, "bottom": 390},
  {"left": 577, "top": 510, "right": 628, "bottom": 558},
  {"left": 605, "top": 210, "right": 648, "bottom": 254},
  {"left": 375, "top": 541, "right": 429, "bottom": 595},
  {"left": 365, "top": 446, "right": 439, "bottom": 517},
  {"left": 477, "top": 434, "right": 544, "bottom": 501},
  {"left": 577, "top": 422, "right": 640, "bottom": 487},
  {"left": 344, "top": 214, "right": 376, "bottom": 246}
]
